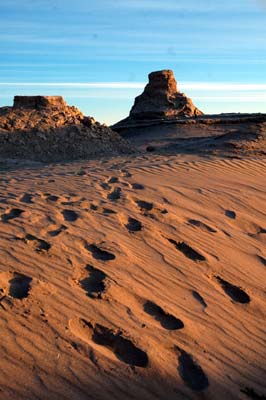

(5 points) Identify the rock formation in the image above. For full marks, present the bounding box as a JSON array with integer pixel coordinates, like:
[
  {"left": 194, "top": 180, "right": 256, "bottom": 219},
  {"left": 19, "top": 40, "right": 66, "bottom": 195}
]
[
  {"left": 112, "top": 70, "right": 203, "bottom": 130},
  {"left": 13, "top": 95, "right": 67, "bottom": 110},
  {"left": 0, "top": 96, "right": 133, "bottom": 161}
]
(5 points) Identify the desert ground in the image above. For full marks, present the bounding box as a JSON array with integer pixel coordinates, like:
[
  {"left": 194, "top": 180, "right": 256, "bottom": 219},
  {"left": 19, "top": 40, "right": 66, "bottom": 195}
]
[{"left": 1, "top": 152, "right": 266, "bottom": 400}]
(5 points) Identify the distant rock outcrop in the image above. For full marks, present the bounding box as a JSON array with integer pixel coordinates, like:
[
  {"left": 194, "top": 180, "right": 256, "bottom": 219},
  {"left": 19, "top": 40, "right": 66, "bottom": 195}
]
[
  {"left": 113, "top": 70, "right": 203, "bottom": 130},
  {"left": 13, "top": 95, "right": 67, "bottom": 110},
  {"left": 0, "top": 96, "right": 133, "bottom": 161}
]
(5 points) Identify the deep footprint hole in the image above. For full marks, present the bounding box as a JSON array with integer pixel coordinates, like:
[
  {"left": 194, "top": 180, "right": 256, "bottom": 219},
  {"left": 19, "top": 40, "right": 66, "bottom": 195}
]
[
  {"left": 20, "top": 193, "right": 33, "bottom": 204},
  {"left": 1, "top": 208, "right": 24, "bottom": 222},
  {"left": 177, "top": 347, "right": 209, "bottom": 391},
  {"left": 48, "top": 225, "right": 67, "bottom": 237},
  {"left": 188, "top": 219, "right": 217, "bottom": 233},
  {"left": 91, "top": 323, "right": 148, "bottom": 368},
  {"left": 126, "top": 217, "right": 142, "bottom": 233},
  {"left": 168, "top": 238, "right": 206, "bottom": 261},
  {"left": 135, "top": 200, "right": 153, "bottom": 211},
  {"left": 80, "top": 265, "right": 107, "bottom": 298},
  {"left": 240, "top": 387, "right": 266, "bottom": 400},
  {"left": 107, "top": 188, "right": 121, "bottom": 201},
  {"left": 225, "top": 210, "right": 236, "bottom": 219},
  {"left": 143, "top": 301, "right": 184, "bottom": 330},
  {"left": 192, "top": 291, "right": 207, "bottom": 309},
  {"left": 25, "top": 234, "right": 51, "bottom": 252},
  {"left": 62, "top": 209, "right": 79, "bottom": 222},
  {"left": 131, "top": 183, "right": 144, "bottom": 190},
  {"left": 86, "top": 244, "right": 116, "bottom": 261},
  {"left": 9, "top": 273, "right": 32, "bottom": 299},
  {"left": 216, "top": 276, "right": 250, "bottom": 304}
]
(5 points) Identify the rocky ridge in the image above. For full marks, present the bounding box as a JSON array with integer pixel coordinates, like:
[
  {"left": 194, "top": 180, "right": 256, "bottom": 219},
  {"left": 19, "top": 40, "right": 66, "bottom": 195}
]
[{"left": 0, "top": 96, "right": 133, "bottom": 162}]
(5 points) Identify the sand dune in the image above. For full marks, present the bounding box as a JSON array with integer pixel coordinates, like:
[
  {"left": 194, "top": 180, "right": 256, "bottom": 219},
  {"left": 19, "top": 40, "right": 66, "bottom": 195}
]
[{"left": 0, "top": 154, "right": 266, "bottom": 399}]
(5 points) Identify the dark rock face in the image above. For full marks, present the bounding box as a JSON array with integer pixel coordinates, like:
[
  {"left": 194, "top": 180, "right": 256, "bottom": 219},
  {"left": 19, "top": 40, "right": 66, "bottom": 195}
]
[
  {"left": 0, "top": 96, "right": 133, "bottom": 162},
  {"left": 13, "top": 96, "right": 67, "bottom": 110},
  {"left": 130, "top": 70, "right": 203, "bottom": 120}
]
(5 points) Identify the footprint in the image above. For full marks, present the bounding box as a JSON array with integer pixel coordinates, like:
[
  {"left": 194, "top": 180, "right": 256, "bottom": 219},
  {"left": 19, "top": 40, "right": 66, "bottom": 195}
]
[
  {"left": 0, "top": 271, "right": 32, "bottom": 300},
  {"left": 89, "top": 204, "right": 116, "bottom": 215},
  {"left": 176, "top": 346, "right": 209, "bottom": 391},
  {"left": 225, "top": 210, "right": 236, "bottom": 219},
  {"left": 216, "top": 276, "right": 250, "bottom": 304},
  {"left": 131, "top": 183, "right": 144, "bottom": 190},
  {"left": 257, "top": 255, "right": 266, "bottom": 267},
  {"left": 143, "top": 301, "right": 184, "bottom": 330},
  {"left": 167, "top": 239, "right": 206, "bottom": 262},
  {"left": 107, "top": 177, "right": 119, "bottom": 184},
  {"left": 135, "top": 200, "right": 153, "bottom": 212},
  {"left": 20, "top": 193, "right": 33, "bottom": 204},
  {"left": 100, "top": 182, "right": 110, "bottom": 190},
  {"left": 107, "top": 187, "right": 121, "bottom": 201},
  {"left": 188, "top": 219, "right": 217, "bottom": 233},
  {"left": 69, "top": 318, "right": 148, "bottom": 367},
  {"left": 48, "top": 225, "right": 67, "bottom": 237},
  {"left": 19, "top": 234, "right": 51, "bottom": 252},
  {"left": 86, "top": 243, "right": 116, "bottom": 261},
  {"left": 240, "top": 387, "right": 266, "bottom": 399},
  {"left": 1, "top": 208, "right": 24, "bottom": 222},
  {"left": 163, "top": 197, "right": 171, "bottom": 205},
  {"left": 249, "top": 228, "right": 266, "bottom": 243},
  {"left": 191, "top": 291, "right": 207, "bottom": 309},
  {"left": 80, "top": 265, "right": 107, "bottom": 298},
  {"left": 102, "top": 208, "right": 116, "bottom": 215},
  {"left": 46, "top": 195, "right": 59, "bottom": 202},
  {"left": 62, "top": 209, "right": 79, "bottom": 222},
  {"left": 8, "top": 273, "right": 32, "bottom": 299},
  {"left": 125, "top": 217, "right": 142, "bottom": 233}
]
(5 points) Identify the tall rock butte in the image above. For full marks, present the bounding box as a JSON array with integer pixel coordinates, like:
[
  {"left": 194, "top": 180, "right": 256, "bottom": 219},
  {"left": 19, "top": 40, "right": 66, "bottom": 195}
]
[{"left": 113, "top": 70, "right": 203, "bottom": 129}]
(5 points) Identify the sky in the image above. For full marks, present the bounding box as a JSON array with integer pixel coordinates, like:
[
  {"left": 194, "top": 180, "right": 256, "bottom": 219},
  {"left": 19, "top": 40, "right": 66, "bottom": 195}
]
[{"left": 0, "top": 0, "right": 266, "bottom": 124}]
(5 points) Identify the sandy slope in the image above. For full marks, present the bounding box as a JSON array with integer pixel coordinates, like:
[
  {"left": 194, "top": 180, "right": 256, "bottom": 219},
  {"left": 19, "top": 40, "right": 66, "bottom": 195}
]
[{"left": 0, "top": 154, "right": 266, "bottom": 400}]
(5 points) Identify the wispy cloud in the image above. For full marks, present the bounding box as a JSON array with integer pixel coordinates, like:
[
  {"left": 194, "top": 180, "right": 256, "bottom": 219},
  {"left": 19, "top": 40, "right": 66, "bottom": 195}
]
[
  {"left": 194, "top": 95, "right": 266, "bottom": 102},
  {"left": 1, "top": 82, "right": 266, "bottom": 91},
  {"left": 0, "top": 82, "right": 144, "bottom": 89},
  {"left": 180, "top": 83, "right": 266, "bottom": 91},
  {"left": 99, "top": 0, "right": 246, "bottom": 12},
  {"left": 1, "top": 0, "right": 248, "bottom": 13}
]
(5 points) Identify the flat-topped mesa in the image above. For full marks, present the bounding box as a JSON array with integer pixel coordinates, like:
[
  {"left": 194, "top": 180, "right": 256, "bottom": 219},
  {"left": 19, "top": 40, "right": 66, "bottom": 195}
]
[
  {"left": 13, "top": 96, "right": 67, "bottom": 110},
  {"left": 130, "top": 69, "right": 203, "bottom": 120}
]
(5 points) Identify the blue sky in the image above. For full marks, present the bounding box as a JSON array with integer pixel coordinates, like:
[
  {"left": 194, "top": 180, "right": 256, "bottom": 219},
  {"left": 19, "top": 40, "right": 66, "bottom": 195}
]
[{"left": 0, "top": 0, "right": 266, "bottom": 123}]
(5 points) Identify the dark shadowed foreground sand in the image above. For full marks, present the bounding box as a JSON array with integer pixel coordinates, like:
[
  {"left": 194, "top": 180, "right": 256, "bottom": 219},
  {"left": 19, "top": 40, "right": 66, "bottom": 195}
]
[{"left": 0, "top": 154, "right": 266, "bottom": 400}]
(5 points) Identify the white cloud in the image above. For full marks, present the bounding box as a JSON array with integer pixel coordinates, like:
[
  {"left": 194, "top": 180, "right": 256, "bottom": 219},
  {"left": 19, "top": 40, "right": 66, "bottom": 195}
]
[
  {"left": 180, "top": 83, "right": 266, "bottom": 91},
  {"left": 1, "top": 82, "right": 266, "bottom": 91},
  {"left": 0, "top": 82, "right": 144, "bottom": 89}
]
